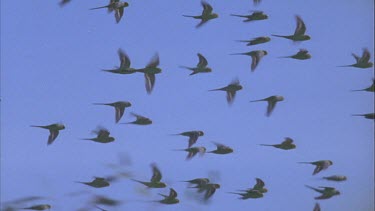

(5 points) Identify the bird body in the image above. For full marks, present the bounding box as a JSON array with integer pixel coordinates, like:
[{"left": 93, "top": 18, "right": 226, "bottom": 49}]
[
  {"left": 352, "top": 113, "right": 375, "bottom": 119},
  {"left": 183, "top": 178, "right": 210, "bottom": 187},
  {"left": 339, "top": 49, "right": 373, "bottom": 68},
  {"left": 183, "top": 1, "right": 218, "bottom": 28},
  {"left": 174, "top": 130, "right": 204, "bottom": 148},
  {"left": 231, "top": 11, "right": 268, "bottom": 22},
  {"left": 132, "top": 163, "right": 166, "bottom": 188},
  {"left": 31, "top": 123, "right": 65, "bottom": 145},
  {"left": 135, "top": 53, "right": 161, "bottom": 94},
  {"left": 21, "top": 204, "right": 51, "bottom": 210},
  {"left": 237, "top": 36, "right": 270, "bottom": 46},
  {"left": 83, "top": 128, "right": 115, "bottom": 143},
  {"left": 94, "top": 101, "right": 131, "bottom": 123},
  {"left": 351, "top": 79, "right": 375, "bottom": 92},
  {"left": 208, "top": 142, "right": 233, "bottom": 154},
  {"left": 175, "top": 146, "right": 206, "bottom": 160},
  {"left": 322, "top": 175, "right": 347, "bottom": 182},
  {"left": 102, "top": 49, "right": 136, "bottom": 74},
  {"left": 229, "top": 189, "right": 264, "bottom": 199}
]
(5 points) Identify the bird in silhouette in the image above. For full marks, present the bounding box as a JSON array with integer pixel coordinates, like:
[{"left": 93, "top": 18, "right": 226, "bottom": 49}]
[
  {"left": 182, "top": 178, "right": 210, "bottom": 187},
  {"left": 352, "top": 113, "right": 375, "bottom": 119},
  {"left": 157, "top": 188, "right": 179, "bottom": 204},
  {"left": 228, "top": 189, "right": 264, "bottom": 199},
  {"left": 90, "top": 0, "right": 129, "bottom": 23},
  {"left": 338, "top": 48, "right": 373, "bottom": 68},
  {"left": 180, "top": 53, "right": 212, "bottom": 75},
  {"left": 21, "top": 204, "right": 51, "bottom": 210},
  {"left": 75, "top": 177, "right": 110, "bottom": 188},
  {"left": 30, "top": 123, "right": 65, "bottom": 145},
  {"left": 351, "top": 79, "right": 374, "bottom": 92},
  {"left": 93, "top": 101, "right": 131, "bottom": 123},
  {"left": 174, "top": 146, "right": 206, "bottom": 160},
  {"left": 305, "top": 185, "right": 340, "bottom": 200},
  {"left": 208, "top": 142, "right": 233, "bottom": 154},
  {"left": 82, "top": 128, "right": 115, "bottom": 143},
  {"left": 123, "top": 112, "right": 152, "bottom": 125},
  {"left": 102, "top": 49, "right": 136, "bottom": 74},
  {"left": 173, "top": 131, "right": 204, "bottom": 148},
  {"left": 236, "top": 36, "right": 270, "bottom": 46},
  {"left": 272, "top": 15, "right": 310, "bottom": 41},
  {"left": 183, "top": 1, "right": 218, "bottom": 28},
  {"left": 250, "top": 95, "right": 284, "bottom": 117},
  {"left": 279, "top": 49, "right": 311, "bottom": 60},
  {"left": 209, "top": 79, "right": 243, "bottom": 105},
  {"left": 299, "top": 160, "right": 333, "bottom": 175},
  {"left": 135, "top": 53, "right": 161, "bottom": 94},
  {"left": 322, "top": 175, "right": 347, "bottom": 182},
  {"left": 260, "top": 137, "right": 296, "bottom": 150},
  {"left": 231, "top": 50, "right": 268, "bottom": 71},
  {"left": 132, "top": 163, "right": 166, "bottom": 188},
  {"left": 231, "top": 11, "right": 268, "bottom": 22}
]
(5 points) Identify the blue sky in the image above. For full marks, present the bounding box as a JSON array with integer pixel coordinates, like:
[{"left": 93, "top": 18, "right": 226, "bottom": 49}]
[{"left": 1, "top": 0, "right": 374, "bottom": 210}]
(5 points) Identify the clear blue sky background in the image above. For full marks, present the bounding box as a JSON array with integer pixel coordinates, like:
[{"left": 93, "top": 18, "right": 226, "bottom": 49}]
[{"left": 1, "top": 0, "right": 374, "bottom": 210}]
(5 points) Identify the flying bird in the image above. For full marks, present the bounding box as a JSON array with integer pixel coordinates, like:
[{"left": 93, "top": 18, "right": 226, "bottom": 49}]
[
  {"left": 92, "top": 195, "right": 121, "bottom": 207},
  {"left": 351, "top": 79, "right": 374, "bottom": 92},
  {"left": 322, "top": 175, "right": 347, "bottom": 182},
  {"left": 75, "top": 177, "right": 110, "bottom": 188},
  {"left": 135, "top": 53, "right": 161, "bottom": 94},
  {"left": 209, "top": 79, "right": 243, "bottom": 105},
  {"left": 238, "top": 178, "right": 268, "bottom": 193},
  {"left": 59, "top": 0, "right": 71, "bottom": 7},
  {"left": 183, "top": 1, "right": 218, "bottom": 28},
  {"left": 250, "top": 95, "right": 284, "bottom": 117},
  {"left": 21, "top": 204, "right": 51, "bottom": 210},
  {"left": 93, "top": 101, "right": 131, "bottom": 123},
  {"left": 196, "top": 183, "right": 221, "bottom": 200},
  {"left": 182, "top": 178, "right": 210, "bottom": 187},
  {"left": 305, "top": 185, "right": 340, "bottom": 200},
  {"left": 173, "top": 130, "right": 204, "bottom": 148},
  {"left": 352, "top": 113, "right": 375, "bottom": 119},
  {"left": 90, "top": 0, "right": 129, "bottom": 23},
  {"left": 279, "top": 49, "right": 311, "bottom": 60},
  {"left": 299, "top": 160, "right": 333, "bottom": 175},
  {"left": 228, "top": 189, "right": 264, "bottom": 199},
  {"left": 180, "top": 53, "right": 212, "bottom": 75},
  {"left": 208, "top": 142, "right": 233, "bottom": 154},
  {"left": 30, "top": 123, "right": 65, "bottom": 145},
  {"left": 174, "top": 146, "right": 206, "bottom": 160},
  {"left": 123, "top": 112, "right": 152, "bottom": 125},
  {"left": 102, "top": 49, "right": 136, "bottom": 74},
  {"left": 339, "top": 48, "right": 373, "bottom": 68},
  {"left": 231, "top": 50, "right": 268, "bottom": 71},
  {"left": 259, "top": 137, "right": 296, "bottom": 150},
  {"left": 272, "top": 15, "right": 311, "bottom": 41},
  {"left": 157, "top": 188, "right": 180, "bottom": 204},
  {"left": 236, "top": 36, "right": 271, "bottom": 46},
  {"left": 132, "top": 163, "right": 166, "bottom": 188},
  {"left": 82, "top": 128, "right": 115, "bottom": 143},
  {"left": 230, "top": 11, "right": 268, "bottom": 22}
]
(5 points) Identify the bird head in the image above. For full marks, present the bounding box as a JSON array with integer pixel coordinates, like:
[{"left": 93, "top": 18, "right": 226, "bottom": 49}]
[
  {"left": 198, "top": 131, "right": 204, "bottom": 136},
  {"left": 263, "top": 50, "right": 268, "bottom": 55},
  {"left": 328, "top": 160, "right": 333, "bottom": 165},
  {"left": 305, "top": 35, "right": 311, "bottom": 40},
  {"left": 213, "top": 13, "right": 219, "bottom": 18}
]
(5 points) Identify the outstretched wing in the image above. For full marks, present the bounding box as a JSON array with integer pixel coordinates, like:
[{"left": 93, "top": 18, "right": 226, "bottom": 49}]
[
  {"left": 253, "top": 178, "right": 265, "bottom": 189},
  {"left": 115, "top": 106, "right": 125, "bottom": 123},
  {"left": 294, "top": 15, "right": 307, "bottom": 36},
  {"left": 146, "top": 53, "right": 160, "bottom": 68},
  {"left": 115, "top": 7, "right": 124, "bottom": 23},
  {"left": 151, "top": 164, "right": 162, "bottom": 182},
  {"left": 201, "top": 1, "right": 213, "bottom": 16},
  {"left": 118, "top": 49, "right": 131, "bottom": 69},
  {"left": 359, "top": 48, "right": 371, "bottom": 63},
  {"left": 145, "top": 73, "right": 156, "bottom": 94},
  {"left": 47, "top": 130, "right": 59, "bottom": 145},
  {"left": 266, "top": 100, "right": 277, "bottom": 117},
  {"left": 197, "top": 53, "right": 208, "bottom": 68}
]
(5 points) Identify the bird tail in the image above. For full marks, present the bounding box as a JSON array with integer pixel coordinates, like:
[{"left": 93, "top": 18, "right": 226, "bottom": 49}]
[
  {"left": 350, "top": 89, "right": 365, "bottom": 92},
  {"left": 208, "top": 88, "right": 224, "bottom": 91},
  {"left": 235, "top": 40, "right": 250, "bottom": 43},
  {"left": 90, "top": 5, "right": 108, "bottom": 10},
  {"left": 249, "top": 99, "right": 266, "bottom": 102},
  {"left": 30, "top": 125, "right": 47, "bottom": 129},
  {"left": 298, "top": 162, "right": 312, "bottom": 164},
  {"left": 351, "top": 114, "right": 364, "bottom": 117},
  {"left": 337, "top": 64, "right": 353, "bottom": 67},
  {"left": 278, "top": 56, "right": 291, "bottom": 59},
  {"left": 230, "top": 53, "right": 246, "bottom": 56},
  {"left": 305, "top": 185, "right": 320, "bottom": 192},
  {"left": 271, "top": 34, "right": 288, "bottom": 38},
  {"left": 259, "top": 144, "right": 273, "bottom": 146},
  {"left": 182, "top": 15, "right": 196, "bottom": 18},
  {"left": 227, "top": 192, "right": 242, "bottom": 195},
  {"left": 92, "top": 103, "right": 110, "bottom": 106},
  {"left": 230, "top": 14, "right": 246, "bottom": 17}
]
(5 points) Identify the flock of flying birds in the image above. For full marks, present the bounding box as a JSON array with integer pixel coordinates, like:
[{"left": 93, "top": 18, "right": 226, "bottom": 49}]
[{"left": 3, "top": 0, "right": 374, "bottom": 210}]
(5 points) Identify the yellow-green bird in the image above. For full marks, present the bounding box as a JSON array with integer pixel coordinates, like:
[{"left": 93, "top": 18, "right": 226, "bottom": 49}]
[
  {"left": 182, "top": 178, "right": 210, "bottom": 187},
  {"left": 228, "top": 189, "right": 264, "bottom": 199},
  {"left": 180, "top": 53, "right": 212, "bottom": 75},
  {"left": 174, "top": 146, "right": 206, "bottom": 160},
  {"left": 132, "top": 163, "right": 166, "bottom": 188},
  {"left": 250, "top": 95, "right": 284, "bottom": 117},
  {"left": 299, "top": 160, "right": 333, "bottom": 175},
  {"left": 102, "top": 49, "right": 136, "bottom": 75},
  {"left": 75, "top": 177, "right": 110, "bottom": 188},
  {"left": 82, "top": 128, "right": 115, "bottom": 143},
  {"left": 305, "top": 185, "right": 340, "bottom": 200},
  {"left": 21, "top": 204, "right": 51, "bottom": 210},
  {"left": 173, "top": 130, "right": 204, "bottom": 148},
  {"left": 260, "top": 137, "right": 296, "bottom": 150},
  {"left": 231, "top": 50, "right": 268, "bottom": 72},
  {"left": 322, "top": 175, "right": 347, "bottom": 182},
  {"left": 338, "top": 48, "right": 373, "bottom": 68},
  {"left": 123, "top": 112, "right": 152, "bottom": 125},
  {"left": 157, "top": 188, "right": 180, "bottom": 204},
  {"left": 236, "top": 36, "right": 271, "bottom": 46},
  {"left": 272, "top": 15, "right": 311, "bottom": 42},
  {"left": 183, "top": 1, "right": 218, "bottom": 28},
  {"left": 135, "top": 53, "right": 161, "bottom": 94},
  {"left": 209, "top": 79, "right": 243, "bottom": 105},
  {"left": 93, "top": 101, "right": 131, "bottom": 123},
  {"left": 90, "top": 0, "right": 129, "bottom": 24},
  {"left": 208, "top": 142, "right": 233, "bottom": 154},
  {"left": 238, "top": 178, "right": 268, "bottom": 193},
  {"left": 231, "top": 11, "right": 268, "bottom": 22},
  {"left": 352, "top": 113, "right": 375, "bottom": 119},
  {"left": 30, "top": 123, "right": 65, "bottom": 145},
  {"left": 279, "top": 49, "right": 311, "bottom": 60},
  {"left": 351, "top": 79, "right": 374, "bottom": 92}
]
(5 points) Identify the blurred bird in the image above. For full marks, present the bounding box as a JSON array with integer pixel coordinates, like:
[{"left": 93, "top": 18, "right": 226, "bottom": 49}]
[
  {"left": 259, "top": 137, "right": 296, "bottom": 150},
  {"left": 183, "top": 1, "right": 218, "bottom": 28},
  {"left": 351, "top": 79, "right": 374, "bottom": 92},
  {"left": 305, "top": 185, "right": 340, "bottom": 200},
  {"left": 90, "top": 0, "right": 129, "bottom": 23},
  {"left": 132, "top": 163, "right": 166, "bottom": 188},
  {"left": 352, "top": 113, "right": 375, "bottom": 119},
  {"left": 21, "top": 204, "right": 51, "bottom": 210},
  {"left": 157, "top": 188, "right": 179, "bottom": 204},
  {"left": 299, "top": 160, "right": 333, "bottom": 175},
  {"left": 279, "top": 49, "right": 311, "bottom": 60},
  {"left": 174, "top": 146, "right": 206, "bottom": 160},
  {"left": 209, "top": 79, "right": 243, "bottom": 105},
  {"left": 313, "top": 203, "right": 321, "bottom": 211},
  {"left": 102, "top": 49, "right": 136, "bottom": 74},
  {"left": 250, "top": 95, "right": 284, "bottom": 117},
  {"left": 75, "top": 177, "right": 110, "bottom": 188},
  {"left": 30, "top": 123, "right": 65, "bottom": 145},
  {"left": 182, "top": 178, "right": 210, "bottom": 187},
  {"left": 92, "top": 195, "right": 121, "bottom": 207},
  {"left": 208, "top": 142, "right": 233, "bottom": 154},
  {"left": 93, "top": 101, "right": 131, "bottom": 123},
  {"left": 231, "top": 50, "right": 268, "bottom": 71},
  {"left": 230, "top": 11, "right": 268, "bottom": 22},
  {"left": 338, "top": 48, "right": 373, "bottom": 68},
  {"left": 272, "top": 15, "right": 311, "bottom": 41},
  {"left": 180, "top": 53, "right": 212, "bottom": 75},
  {"left": 228, "top": 189, "right": 263, "bottom": 199},
  {"left": 82, "top": 128, "right": 115, "bottom": 143},
  {"left": 236, "top": 36, "right": 271, "bottom": 46},
  {"left": 322, "top": 175, "right": 347, "bottom": 182},
  {"left": 195, "top": 183, "right": 221, "bottom": 200},
  {"left": 238, "top": 178, "right": 268, "bottom": 193},
  {"left": 59, "top": 0, "right": 71, "bottom": 7},
  {"left": 173, "top": 131, "right": 204, "bottom": 148},
  {"left": 123, "top": 112, "right": 152, "bottom": 125},
  {"left": 135, "top": 53, "right": 161, "bottom": 94}
]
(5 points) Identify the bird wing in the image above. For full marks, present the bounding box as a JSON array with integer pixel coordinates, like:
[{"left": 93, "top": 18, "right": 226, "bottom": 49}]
[
  {"left": 226, "top": 90, "right": 236, "bottom": 104},
  {"left": 151, "top": 164, "right": 162, "bottom": 182},
  {"left": 197, "top": 53, "right": 208, "bottom": 68},
  {"left": 47, "top": 129, "right": 59, "bottom": 145},
  {"left": 146, "top": 53, "right": 160, "bottom": 68},
  {"left": 351, "top": 53, "right": 360, "bottom": 62},
  {"left": 115, "top": 106, "right": 125, "bottom": 123},
  {"left": 250, "top": 54, "right": 260, "bottom": 71},
  {"left": 97, "top": 129, "right": 110, "bottom": 138},
  {"left": 144, "top": 73, "right": 156, "bottom": 94},
  {"left": 294, "top": 15, "right": 307, "bottom": 36},
  {"left": 169, "top": 188, "right": 178, "bottom": 198},
  {"left": 253, "top": 178, "right": 265, "bottom": 189},
  {"left": 201, "top": 1, "right": 213, "bottom": 16},
  {"left": 359, "top": 48, "right": 371, "bottom": 63},
  {"left": 313, "top": 165, "right": 323, "bottom": 175},
  {"left": 204, "top": 186, "right": 217, "bottom": 200},
  {"left": 115, "top": 7, "right": 124, "bottom": 23},
  {"left": 266, "top": 99, "right": 277, "bottom": 117},
  {"left": 196, "top": 19, "right": 209, "bottom": 28},
  {"left": 187, "top": 150, "right": 199, "bottom": 160},
  {"left": 282, "top": 137, "right": 293, "bottom": 144},
  {"left": 188, "top": 133, "right": 199, "bottom": 148},
  {"left": 118, "top": 49, "right": 130, "bottom": 69}
]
